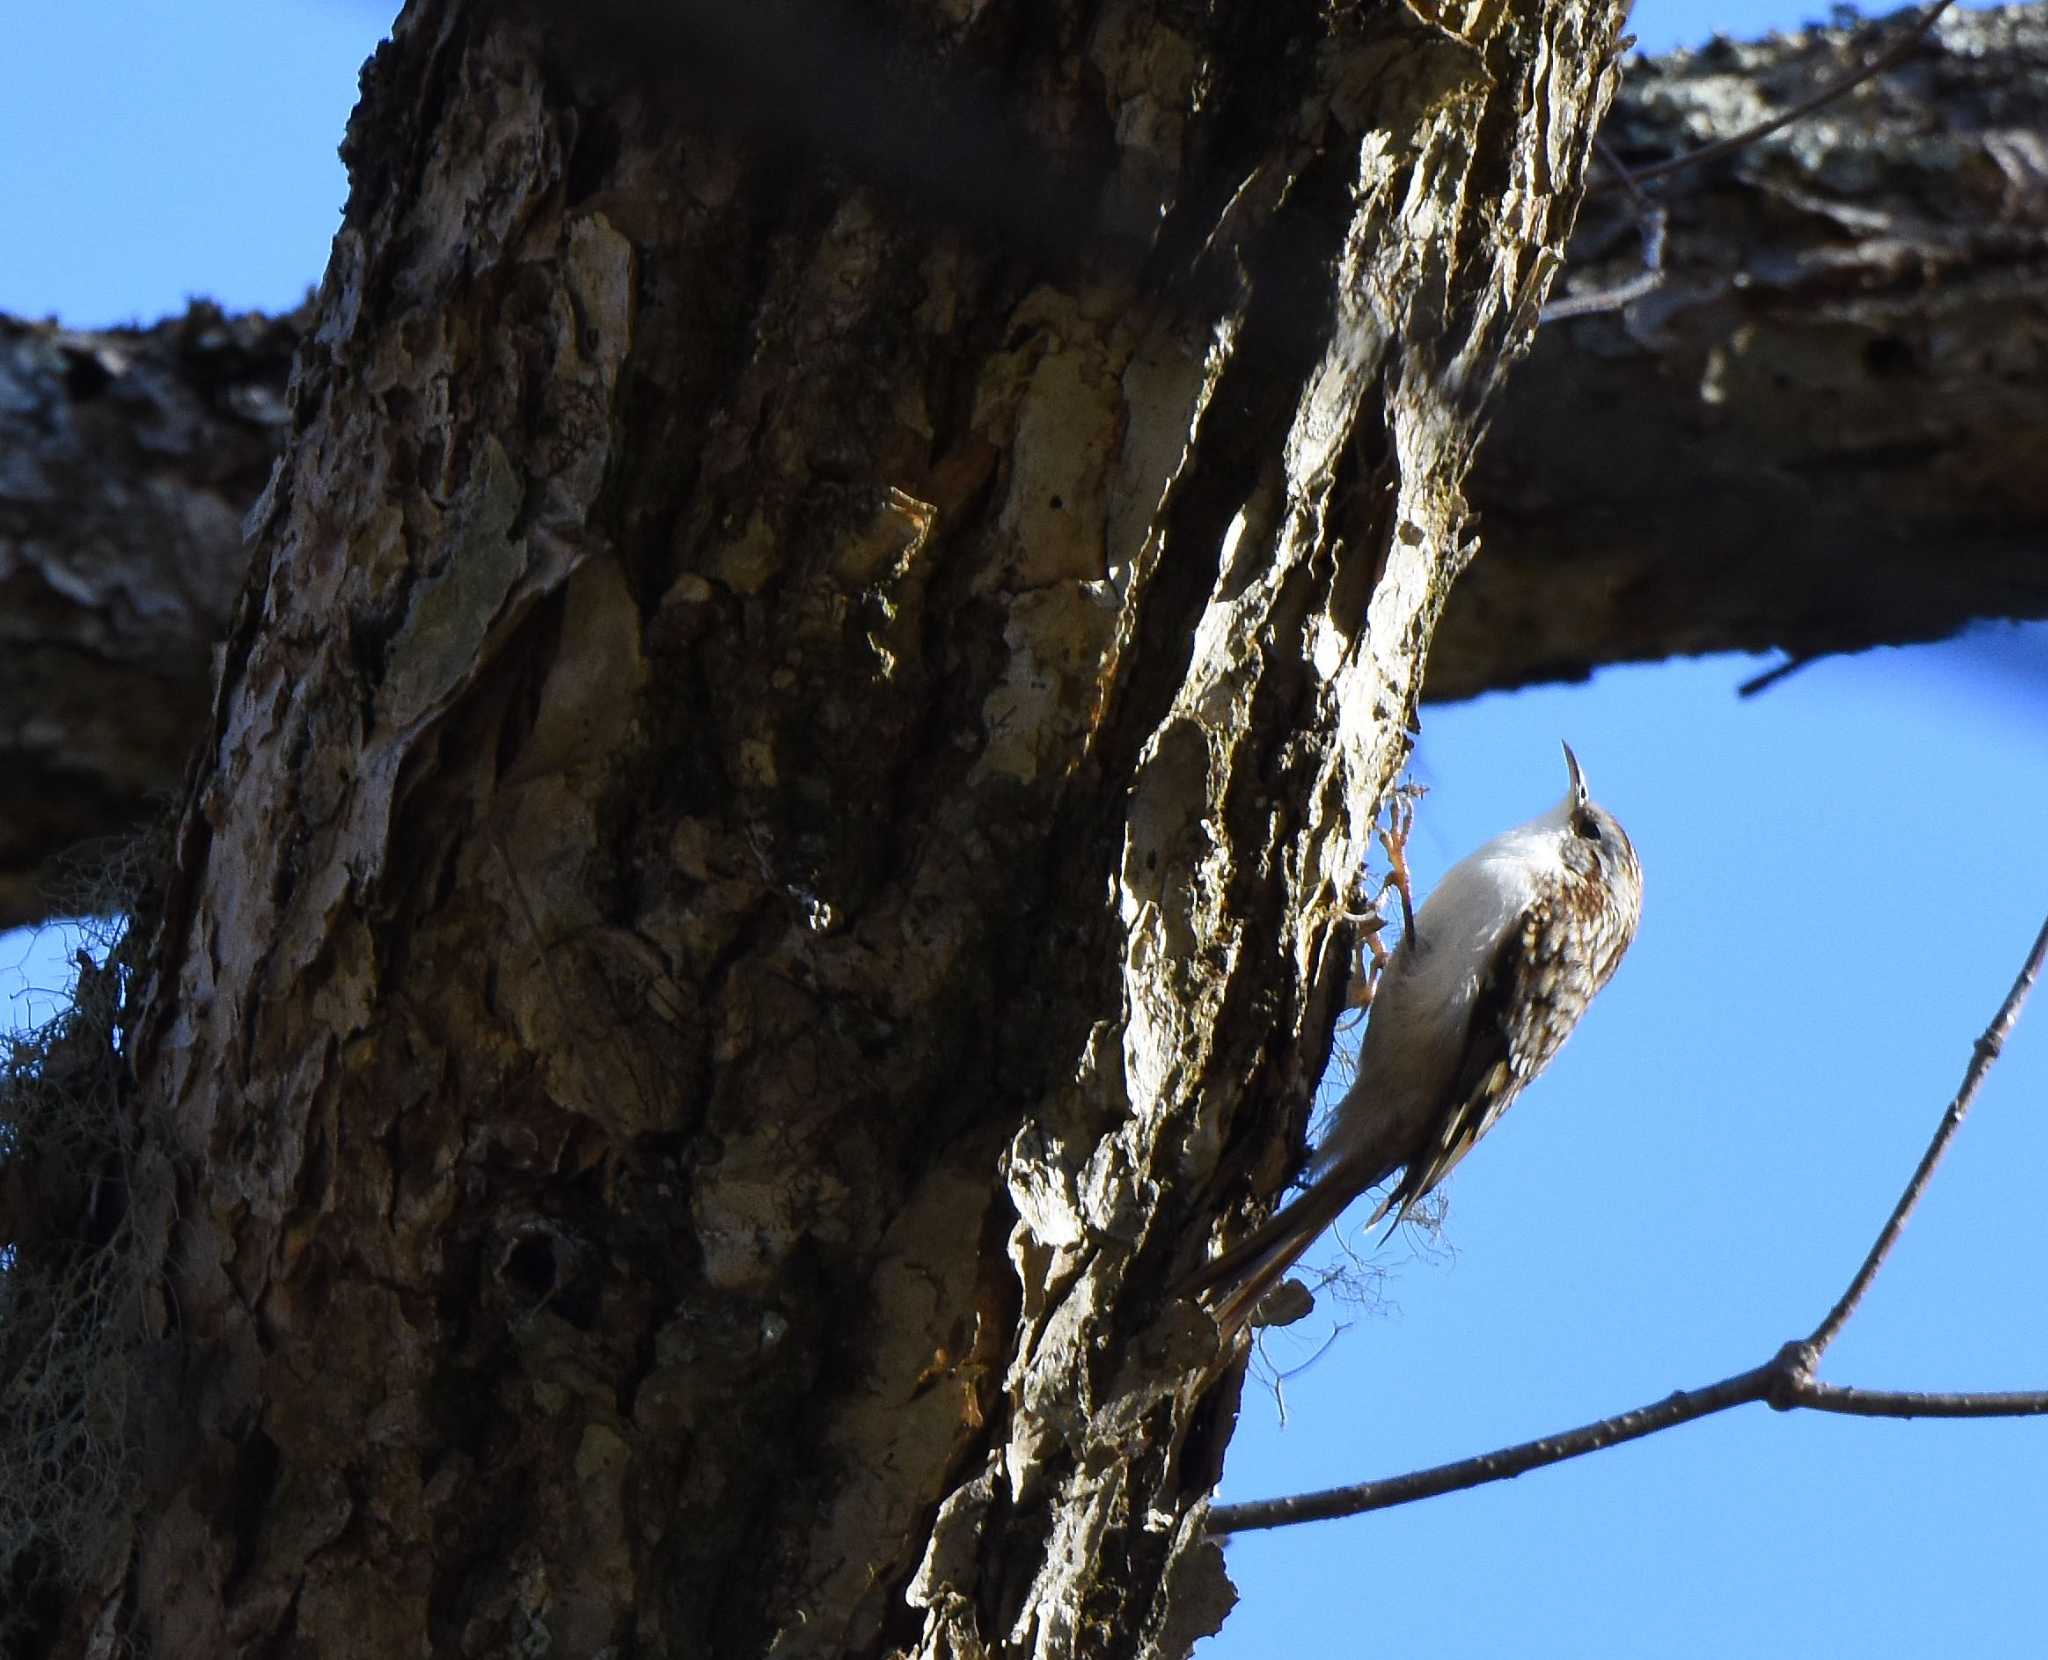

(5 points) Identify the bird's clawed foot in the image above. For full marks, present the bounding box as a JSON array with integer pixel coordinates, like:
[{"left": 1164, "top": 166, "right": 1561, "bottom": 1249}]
[
  {"left": 1347, "top": 911, "right": 1391, "bottom": 1009},
  {"left": 1346, "top": 787, "right": 1421, "bottom": 1010},
  {"left": 1378, "top": 789, "right": 1419, "bottom": 946}
]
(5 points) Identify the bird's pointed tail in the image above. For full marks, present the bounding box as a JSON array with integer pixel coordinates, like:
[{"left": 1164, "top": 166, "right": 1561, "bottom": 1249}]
[{"left": 1186, "top": 1160, "right": 1383, "bottom": 1337}]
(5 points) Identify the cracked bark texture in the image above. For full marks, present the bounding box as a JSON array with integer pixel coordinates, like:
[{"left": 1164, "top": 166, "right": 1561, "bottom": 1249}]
[
  {"left": 5, "top": 3, "right": 2044, "bottom": 930},
  {"left": 29, "top": 0, "right": 1629, "bottom": 1655},
  {"left": 1433, "top": 0, "right": 2048, "bottom": 698}
]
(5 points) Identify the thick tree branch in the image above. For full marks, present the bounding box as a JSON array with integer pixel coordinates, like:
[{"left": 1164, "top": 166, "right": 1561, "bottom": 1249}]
[
  {"left": 0, "top": 306, "right": 298, "bottom": 927},
  {"left": 1429, "top": 2, "right": 2048, "bottom": 700},
  {"left": 1208, "top": 911, "right": 2048, "bottom": 1537},
  {"left": 5, "top": 8, "right": 2046, "bottom": 922},
  {"left": 1620, "top": 0, "right": 1958, "bottom": 189}
]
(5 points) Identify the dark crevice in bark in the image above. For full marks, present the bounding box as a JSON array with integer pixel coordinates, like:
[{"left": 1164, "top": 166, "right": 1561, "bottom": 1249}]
[
  {"left": 224, "top": 1427, "right": 283, "bottom": 1595},
  {"left": 1095, "top": 153, "right": 1354, "bottom": 800}
]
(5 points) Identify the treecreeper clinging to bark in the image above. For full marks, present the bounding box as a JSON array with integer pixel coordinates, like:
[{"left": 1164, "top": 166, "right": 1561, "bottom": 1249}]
[{"left": 1192, "top": 743, "right": 1643, "bottom": 1335}]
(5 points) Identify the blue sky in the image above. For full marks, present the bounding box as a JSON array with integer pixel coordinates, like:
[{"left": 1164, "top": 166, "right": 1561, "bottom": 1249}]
[{"left": 3, "top": 5, "right": 2040, "bottom": 1658}]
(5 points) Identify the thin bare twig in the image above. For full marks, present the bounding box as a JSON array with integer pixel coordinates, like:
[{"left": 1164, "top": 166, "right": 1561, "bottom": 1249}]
[
  {"left": 1550, "top": 0, "right": 1959, "bottom": 326},
  {"left": 1794, "top": 1381, "right": 2048, "bottom": 1420},
  {"left": 1736, "top": 654, "right": 1820, "bottom": 698},
  {"left": 1209, "top": 1351, "right": 2048, "bottom": 1534},
  {"left": 1618, "top": 0, "right": 1959, "bottom": 190},
  {"left": 1542, "top": 135, "right": 1669, "bottom": 323},
  {"left": 1211, "top": 1363, "right": 1780, "bottom": 1532},
  {"left": 1551, "top": 2, "right": 1957, "bottom": 324},
  {"left": 1207, "top": 911, "right": 2048, "bottom": 1538},
  {"left": 1809, "top": 912, "right": 2048, "bottom": 1353},
  {"left": 1538, "top": 214, "right": 1665, "bottom": 322}
]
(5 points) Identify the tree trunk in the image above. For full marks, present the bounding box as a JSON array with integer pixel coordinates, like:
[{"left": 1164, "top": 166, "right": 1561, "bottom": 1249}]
[{"left": 11, "top": 0, "right": 1653, "bottom": 1652}]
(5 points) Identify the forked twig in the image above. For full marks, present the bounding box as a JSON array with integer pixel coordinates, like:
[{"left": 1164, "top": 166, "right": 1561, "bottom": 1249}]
[{"left": 1209, "top": 912, "right": 2048, "bottom": 1537}]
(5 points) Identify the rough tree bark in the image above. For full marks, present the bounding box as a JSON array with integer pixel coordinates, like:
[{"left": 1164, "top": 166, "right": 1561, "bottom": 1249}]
[
  {"left": 4, "top": 4, "right": 2043, "bottom": 931},
  {"left": 1434, "top": 1, "right": 2048, "bottom": 697},
  {"left": 8, "top": 3, "right": 2039, "bottom": 933},
  {"left": 0, "top": 2, "right": 2017, "bottom": 1658}
]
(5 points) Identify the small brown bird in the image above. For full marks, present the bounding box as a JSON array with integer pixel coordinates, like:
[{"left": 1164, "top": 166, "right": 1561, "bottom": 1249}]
[{"left": 1194, "top": 744, "right": 1642, "bottom": 1334}]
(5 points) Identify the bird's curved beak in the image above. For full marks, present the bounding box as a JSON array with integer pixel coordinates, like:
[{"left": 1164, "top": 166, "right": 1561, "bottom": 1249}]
[{"left": 1561, "top": 741, "right": 1587, "bottom": 805}]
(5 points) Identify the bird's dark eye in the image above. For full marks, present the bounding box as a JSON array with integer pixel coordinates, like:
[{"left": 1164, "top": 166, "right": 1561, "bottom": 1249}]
[{"left": 1573, "top": 810, "right": 1602, "bottom": 842}]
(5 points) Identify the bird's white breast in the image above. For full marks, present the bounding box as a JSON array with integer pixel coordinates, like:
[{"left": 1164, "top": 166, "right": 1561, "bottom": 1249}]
[{"left": 1313, "top": 814, "right": 1568, "bottom": 1174}]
